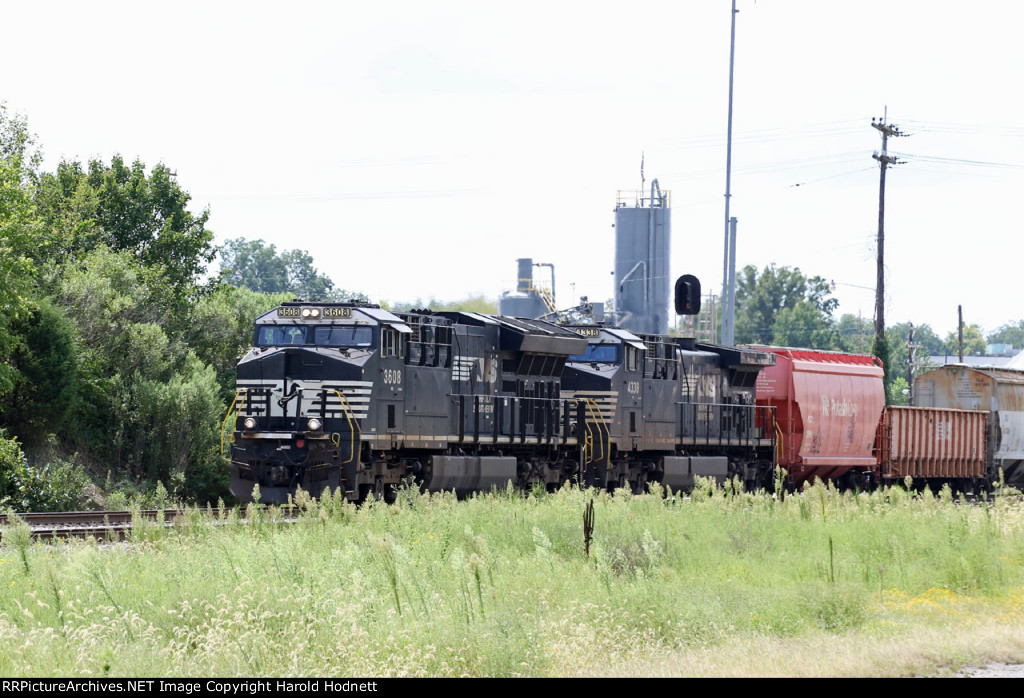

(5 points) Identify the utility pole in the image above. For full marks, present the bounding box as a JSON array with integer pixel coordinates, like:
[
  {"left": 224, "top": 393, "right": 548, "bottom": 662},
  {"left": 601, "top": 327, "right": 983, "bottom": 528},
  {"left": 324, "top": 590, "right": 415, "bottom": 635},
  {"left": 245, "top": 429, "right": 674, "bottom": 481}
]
[{"left": 871, "top": 109, "right": 905, "bottom": 389}]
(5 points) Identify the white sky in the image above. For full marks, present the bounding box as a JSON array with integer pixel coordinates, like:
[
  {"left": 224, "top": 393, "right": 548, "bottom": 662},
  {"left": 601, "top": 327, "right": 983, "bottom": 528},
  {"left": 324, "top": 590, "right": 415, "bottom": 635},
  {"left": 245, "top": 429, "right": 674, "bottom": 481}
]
[{"left": 3, "top": 1, "right": 1023, "bottom": 338}]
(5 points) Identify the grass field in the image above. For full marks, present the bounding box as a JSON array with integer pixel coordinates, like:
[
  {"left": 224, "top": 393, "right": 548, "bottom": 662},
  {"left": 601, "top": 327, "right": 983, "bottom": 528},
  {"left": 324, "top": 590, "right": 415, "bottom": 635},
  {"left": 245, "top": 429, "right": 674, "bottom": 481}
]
[{"left": 2, "top": 479, "right": 1023, "bottom": 677}]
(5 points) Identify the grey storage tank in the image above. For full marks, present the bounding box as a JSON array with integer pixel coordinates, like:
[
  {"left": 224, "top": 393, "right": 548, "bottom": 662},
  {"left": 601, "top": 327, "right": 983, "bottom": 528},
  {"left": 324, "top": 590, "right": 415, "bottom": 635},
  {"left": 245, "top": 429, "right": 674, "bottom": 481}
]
[
  {"left": 615, "top": 180, "right": 671, "bottom": 335},
  {"left": 498, "top": 258, "right": 550, "bottom": 319}
]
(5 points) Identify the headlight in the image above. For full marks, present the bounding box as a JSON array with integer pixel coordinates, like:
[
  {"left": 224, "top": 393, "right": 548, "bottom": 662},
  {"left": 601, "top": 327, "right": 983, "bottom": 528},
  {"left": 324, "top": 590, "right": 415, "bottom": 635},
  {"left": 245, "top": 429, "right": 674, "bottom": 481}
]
[
  {"left": 243, "top": 417, "right": 257, "bottom": 430},
  {"left": 307, "top": 418, "right": 322, "bottom": 431},
  {"left": 301, "top": 308, "right": 312, "bottom": 318},
  {"left": 309, "top": 308, "right": 321, "bottom": 318}
]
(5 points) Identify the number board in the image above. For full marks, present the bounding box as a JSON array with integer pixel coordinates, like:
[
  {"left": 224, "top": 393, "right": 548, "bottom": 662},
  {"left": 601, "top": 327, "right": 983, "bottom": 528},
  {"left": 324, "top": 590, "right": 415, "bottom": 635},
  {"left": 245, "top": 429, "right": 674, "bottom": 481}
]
[
  {"left": 277, "top": 306, "right": 302, "bottom": 317},
  {"left": 575, "top": 327, "right": 601, "bottom": 338},
  {"left": 322, "top": 307, "right": 352, "bottom": 318}
]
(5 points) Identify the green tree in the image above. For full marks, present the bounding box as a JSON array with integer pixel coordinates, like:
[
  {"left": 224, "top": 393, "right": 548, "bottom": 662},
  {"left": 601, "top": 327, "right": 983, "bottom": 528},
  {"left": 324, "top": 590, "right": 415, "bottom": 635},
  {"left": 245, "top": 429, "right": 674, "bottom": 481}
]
[
  {"left": 34, "top": 156, "right": 215, "bottom": 307},
  {"left": 835, "top": 314, "right": 873, "bottom": 354},
  {"left": 886, "top": 322, "right": 938, "bottom": 404},
  {"left": 186, "top": 285, "right": 293, "bottom": 395},
  {"left": 987, "top": 320, "right": 1024, "bottom": 350},
  {"left": 280, "top": 248, "right": 336, "bottom": 301},
  {"left": 218, "top": 237, "right": 288, "bottom": 293},
  {"left": 945, "top": 323, "right": 987, "bottom": 357},
  {"left": 911, "top": 323, "right": 944, "bottom": 356},
  {"left": 773, "top": 301, "right": 840, "bottom": 349},
  {"left": 0, "top": 430, "right": 89, "bottom": 512},
  {"left": 734, "top": 264, "right": 838, "bottom": 347},
  {"left": 52, "top": 246, "right": 229, "bottom": 499},
  {"left": 0, "top": 104, "right": 41, "bottom": 396},
  {"left": 219, "top": 237, "right": 358, "bottom": 301},
  {"left": 0, "top": 298, "right": 80, "bottom": 446}
]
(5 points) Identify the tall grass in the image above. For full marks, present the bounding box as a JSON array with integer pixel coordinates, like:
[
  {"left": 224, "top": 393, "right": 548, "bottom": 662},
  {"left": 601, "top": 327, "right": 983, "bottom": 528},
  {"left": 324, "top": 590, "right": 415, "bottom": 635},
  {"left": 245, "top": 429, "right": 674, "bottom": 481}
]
[{"left": 1, "top": 481, "right": 1022, "bottom": 677}]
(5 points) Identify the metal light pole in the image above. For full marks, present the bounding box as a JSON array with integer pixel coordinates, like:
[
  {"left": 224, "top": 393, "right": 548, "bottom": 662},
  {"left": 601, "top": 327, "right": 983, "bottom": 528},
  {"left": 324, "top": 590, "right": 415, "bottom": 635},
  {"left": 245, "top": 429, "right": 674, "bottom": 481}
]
[{"left": 721, "top": 0, "right": 738, "bottom": 345}]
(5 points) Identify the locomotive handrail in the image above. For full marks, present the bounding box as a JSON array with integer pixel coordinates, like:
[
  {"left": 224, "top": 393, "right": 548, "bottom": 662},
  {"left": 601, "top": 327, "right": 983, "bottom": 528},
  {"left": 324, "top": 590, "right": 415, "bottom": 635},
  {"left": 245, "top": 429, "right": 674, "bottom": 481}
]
[
  {"left": 580, "top": 397, "right": 609, "bottom": 464},
  {"left": 328, "top": 389, "right": 362, "bottom": 465},
  {"left": 220, "top": 388, "right": 247, "bottom": 457},
  {"left": 453, "top": 393, "right": 597, "bottom": 446},
  {"left": 571, "top": 399, "right": 595, "bottom": 465},
  {"left": 675, "top": 401, "right": 772, "bottom": 447}
]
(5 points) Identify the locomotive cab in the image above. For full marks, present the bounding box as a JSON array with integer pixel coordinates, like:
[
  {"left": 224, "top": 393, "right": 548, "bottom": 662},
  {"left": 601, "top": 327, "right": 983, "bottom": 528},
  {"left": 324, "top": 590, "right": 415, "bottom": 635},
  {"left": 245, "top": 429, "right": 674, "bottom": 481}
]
[{"left": 229, "top": 301, "right": 410, "bottom": 503}]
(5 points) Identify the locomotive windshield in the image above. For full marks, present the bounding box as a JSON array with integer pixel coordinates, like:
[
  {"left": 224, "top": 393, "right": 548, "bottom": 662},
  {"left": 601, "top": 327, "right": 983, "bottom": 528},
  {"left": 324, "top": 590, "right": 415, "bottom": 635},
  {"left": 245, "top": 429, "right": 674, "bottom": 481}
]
[
  {"left": 568, "top": 343, "right": 619, "bottom": 363},
  {"left": 255, "top": 324, "right": 374, "bottom": 348}
]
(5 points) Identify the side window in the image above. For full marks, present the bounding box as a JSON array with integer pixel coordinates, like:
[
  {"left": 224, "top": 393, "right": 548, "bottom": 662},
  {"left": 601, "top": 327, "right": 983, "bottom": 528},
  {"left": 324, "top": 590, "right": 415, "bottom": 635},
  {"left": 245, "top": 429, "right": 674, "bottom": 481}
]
[
  {"left": 381, "top": 328, "right": 404, "bottom": 358},
  {"left": 626, "top": 346, "right": 640, "bottom": 372}
]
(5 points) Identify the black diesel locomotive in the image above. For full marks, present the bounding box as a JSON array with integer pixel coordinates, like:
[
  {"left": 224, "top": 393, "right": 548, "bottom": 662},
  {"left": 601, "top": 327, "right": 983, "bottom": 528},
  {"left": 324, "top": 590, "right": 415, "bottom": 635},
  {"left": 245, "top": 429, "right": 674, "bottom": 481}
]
[
  {"left": 561, "top": 326, "right": 776, "bottom": 493},
  {"left": 227, "top": 301, "right": 777, "bottom": 504}
]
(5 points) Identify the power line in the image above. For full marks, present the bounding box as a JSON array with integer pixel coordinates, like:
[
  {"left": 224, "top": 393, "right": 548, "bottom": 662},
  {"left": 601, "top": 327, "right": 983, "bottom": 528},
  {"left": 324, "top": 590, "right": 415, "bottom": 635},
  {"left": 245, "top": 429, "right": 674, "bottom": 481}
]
[{"left": 892, "top": 152, "right": 1024, "bottom": 169}]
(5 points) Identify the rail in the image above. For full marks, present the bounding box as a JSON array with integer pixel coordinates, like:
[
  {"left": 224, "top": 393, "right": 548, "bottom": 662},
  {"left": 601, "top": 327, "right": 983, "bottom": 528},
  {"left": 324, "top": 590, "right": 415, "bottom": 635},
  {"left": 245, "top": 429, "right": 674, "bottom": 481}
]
[{"left": 0, "top": 508, "right": 299, "bottom": 542}]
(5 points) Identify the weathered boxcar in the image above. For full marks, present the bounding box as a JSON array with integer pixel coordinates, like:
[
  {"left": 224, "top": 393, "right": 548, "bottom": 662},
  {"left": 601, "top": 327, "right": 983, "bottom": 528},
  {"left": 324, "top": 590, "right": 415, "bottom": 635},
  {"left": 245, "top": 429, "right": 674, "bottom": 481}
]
[{"left": 914, "top": 365, "right": 1024, "bottom": 488}]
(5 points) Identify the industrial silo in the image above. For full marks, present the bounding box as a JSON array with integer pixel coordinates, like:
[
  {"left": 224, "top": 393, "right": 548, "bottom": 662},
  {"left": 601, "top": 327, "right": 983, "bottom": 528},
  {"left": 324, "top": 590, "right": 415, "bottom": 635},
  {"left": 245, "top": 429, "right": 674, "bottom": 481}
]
[
  {"left": 498, "top": 258, "right": 550, "bottom": 318},
  {"left": 614, "top": 180, "right": 670, "bottom": 335}
]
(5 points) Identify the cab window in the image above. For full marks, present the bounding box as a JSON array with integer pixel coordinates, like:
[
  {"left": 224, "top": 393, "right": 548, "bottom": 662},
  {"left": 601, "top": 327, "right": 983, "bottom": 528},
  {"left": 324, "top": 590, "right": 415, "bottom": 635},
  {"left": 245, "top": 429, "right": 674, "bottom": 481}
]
[{"left": 569, "top": 343, "right": 619, "bottom": 363}]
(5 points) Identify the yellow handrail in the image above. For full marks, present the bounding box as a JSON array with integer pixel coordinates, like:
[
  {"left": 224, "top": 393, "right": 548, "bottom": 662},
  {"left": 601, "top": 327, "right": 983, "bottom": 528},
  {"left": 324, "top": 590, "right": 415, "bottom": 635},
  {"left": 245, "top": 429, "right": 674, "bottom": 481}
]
[
  {"left": 581, "top": 397, "right": 609, "bottom": 464},
  {"left": 328, "top": 389, "right": 362, "bottom": 465},
  {"left": 571, "top": 399, "right": 595, "bottom": 465},
  {"left": 220, "top": 388, "right": 247, "bottom": 457}
]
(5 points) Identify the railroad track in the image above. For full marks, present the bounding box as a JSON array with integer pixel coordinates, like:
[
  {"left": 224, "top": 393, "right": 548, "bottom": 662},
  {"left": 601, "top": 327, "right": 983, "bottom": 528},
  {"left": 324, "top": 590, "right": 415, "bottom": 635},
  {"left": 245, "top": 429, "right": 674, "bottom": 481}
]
[{"left": 0, "top": 508, "right": 297, "bottom": 541}]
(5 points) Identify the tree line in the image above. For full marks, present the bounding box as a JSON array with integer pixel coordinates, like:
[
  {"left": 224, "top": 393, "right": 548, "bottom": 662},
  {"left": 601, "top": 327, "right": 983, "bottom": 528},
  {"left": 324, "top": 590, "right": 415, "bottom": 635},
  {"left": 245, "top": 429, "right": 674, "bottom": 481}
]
[
  {"left": 0, "top": 106, "right": 359, "bottom": 509},
  {"left": 731, "top": 263, "right": 1023, "bottom": 401}
]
